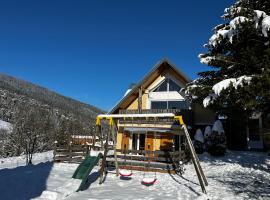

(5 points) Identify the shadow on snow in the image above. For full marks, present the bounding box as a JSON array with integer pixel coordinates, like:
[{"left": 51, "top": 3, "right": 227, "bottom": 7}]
[{"left": 0, "top": 162, "right": 53, "bottom": 200}]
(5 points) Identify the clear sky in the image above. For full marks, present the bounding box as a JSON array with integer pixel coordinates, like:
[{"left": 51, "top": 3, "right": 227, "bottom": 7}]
[{"left": 0, "top": 0, "right": 235, "bottom": 111}]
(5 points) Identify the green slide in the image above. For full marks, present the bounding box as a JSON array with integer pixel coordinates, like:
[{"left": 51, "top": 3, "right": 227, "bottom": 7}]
[{"left": 72, "top": 153, "right": 103, "bottom": 192}]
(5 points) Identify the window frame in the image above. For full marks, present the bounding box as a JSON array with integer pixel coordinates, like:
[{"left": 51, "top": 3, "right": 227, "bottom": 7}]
[{"left": 152, "top": 77, "right": 182, "bottom": 93}]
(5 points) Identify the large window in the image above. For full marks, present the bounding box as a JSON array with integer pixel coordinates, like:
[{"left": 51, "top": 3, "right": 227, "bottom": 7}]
[
  {"left": 151, "top": 101, "right": 189, "bottom": 109},
  {"left": 151, "top": 101, "right": 167, "bottom": 109},
  {"left": 153, "top": 78, "right": 181, "bottom": 92}
]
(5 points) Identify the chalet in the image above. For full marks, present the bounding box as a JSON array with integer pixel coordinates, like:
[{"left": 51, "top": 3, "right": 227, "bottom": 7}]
[{"left": 109, "top": 59, "right": 215, "bottom": 161}]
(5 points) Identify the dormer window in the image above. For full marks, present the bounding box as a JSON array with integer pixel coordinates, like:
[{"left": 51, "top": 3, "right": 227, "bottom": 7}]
[{"left": 153, "top": 78, "right": 181, "bottom": 92}]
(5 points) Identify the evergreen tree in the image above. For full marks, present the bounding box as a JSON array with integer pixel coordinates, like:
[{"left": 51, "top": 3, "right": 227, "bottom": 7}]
[{"left": 187, "top": 0, "right": 270, "bottom": 118}]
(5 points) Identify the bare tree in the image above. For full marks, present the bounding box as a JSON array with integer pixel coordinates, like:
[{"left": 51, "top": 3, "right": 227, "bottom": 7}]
[{"left": 12, "top": 104, "right": 54, "bottom": 165}]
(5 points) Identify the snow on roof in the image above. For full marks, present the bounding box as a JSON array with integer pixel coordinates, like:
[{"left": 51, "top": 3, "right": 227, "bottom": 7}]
[
  {"left": 124, "top": 89, "right": 132, "bottom": 97},
  {"left": 0, "top": 120, "right": 12, "bottom": 131}
]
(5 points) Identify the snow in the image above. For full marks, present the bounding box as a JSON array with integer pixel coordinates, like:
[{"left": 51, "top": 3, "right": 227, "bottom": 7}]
[
  {"left": 212, "top": 120, "right": 224, "bottom": 135},
  {"left": 229, "top": 16, "right": 249, "bottom": 29},
  {"left": 209, "top": 29, "right": 236, "bottom": 47},
  {"left": 203, "top": 94, "right": 217, "bottom": 108},
  {"left": 1, "top": 151, "right": 270, "bottom": 199},
  {"left": 254, "top": 10, "right": 267, "bottom": 28},
  {"left": 212, "top": 76, "right": 252, "bottom": 96},
  {"left": 252, "top": 10, "right": 270, "bottom": 37},
  {"left": 204, "top": 126, "right": 212, "bottom": 139},
  {"left": 200, "top": 56, "right": 214, "bottom": 65},
  {"left": 0, "top": 119, "right": 12, "bottom": 131},
  {"left": 212, "top": 78, "right": 236, "bottom": 95},
  {"left": 124, "top": 89, "right": 132, "bottom": 97},
  {"left": 0, "top": 151, "right": 53, "bottom": 170},
  {"left": 262, "top": 16, "right": 270, "bottom": 37},
  {"left": 194, "top": 129, "right": 204, "bottom": 143}
]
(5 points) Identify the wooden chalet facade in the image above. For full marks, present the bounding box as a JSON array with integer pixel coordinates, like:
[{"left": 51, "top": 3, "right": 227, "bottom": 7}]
[{"left": 109, "top": 59, "right": 215, "bottom": 167}]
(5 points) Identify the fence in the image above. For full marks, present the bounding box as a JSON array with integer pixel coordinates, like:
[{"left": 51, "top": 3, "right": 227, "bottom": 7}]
[{"left": 54, "top": 144, "right": 90, "bottom": 163}]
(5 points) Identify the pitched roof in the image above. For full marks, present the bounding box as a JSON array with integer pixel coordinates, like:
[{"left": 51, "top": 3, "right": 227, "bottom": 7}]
[{"left": 109, "top": 58, "right": 191, "bottom": 114}]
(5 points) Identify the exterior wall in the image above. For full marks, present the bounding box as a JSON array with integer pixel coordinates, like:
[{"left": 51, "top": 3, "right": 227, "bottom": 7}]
[{"left": 127, "top": 99, "right": 138, "bottom": 110}]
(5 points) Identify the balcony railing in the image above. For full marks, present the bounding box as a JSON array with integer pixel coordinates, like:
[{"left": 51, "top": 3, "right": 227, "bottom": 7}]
[
  {"left": 118, "top": 109, "right": 193, "bottom": 125},
  {"left": 119, "top": 109, "right": 184, "bottom": 114}
]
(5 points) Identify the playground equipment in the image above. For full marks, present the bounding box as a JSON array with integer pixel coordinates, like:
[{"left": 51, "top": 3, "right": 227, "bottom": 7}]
[
  {"left": 72, "top": 153, "right": 103, "bottom": 191},
  {"left": 94, "top": 113, "right": 208, "bottom": 194}
]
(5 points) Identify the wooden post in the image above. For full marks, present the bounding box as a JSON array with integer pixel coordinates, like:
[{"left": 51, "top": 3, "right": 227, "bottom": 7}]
[
  {"left": 53, "top": 141, "right": 57, "bottom": 161},
  {"left": 69, "top": 141, "right": 72, "bottom": 163},
  {"left": 99, "top": 121, "right": 111, "bottom": 184},
  {"left": 179, "top": 134, "right": 181, "bottom": 161},
  {"left": 113, "top": 119, "right": 119, "bottom": 176},
  {"left": 182, "top": 124, "right": 208, "bottom": 193},
  {"left": 92, "top": 125, "right": 100, "bottom": 151},
  {"left": 138, "top": 86, "right": 143, "bottom": 114}
]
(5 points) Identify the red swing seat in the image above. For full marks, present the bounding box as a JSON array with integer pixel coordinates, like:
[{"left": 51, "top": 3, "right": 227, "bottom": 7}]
[
  {"left": 119, "top": 169, "right": 133, "bottom": 177},
  {"left": 142, "top": 177, "right": 157, "bottom": 185}
]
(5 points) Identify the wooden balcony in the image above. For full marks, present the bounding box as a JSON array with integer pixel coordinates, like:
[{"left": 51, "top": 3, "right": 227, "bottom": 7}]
[{"left": 118, "top": 109, "right": 192, "bottom": 125}]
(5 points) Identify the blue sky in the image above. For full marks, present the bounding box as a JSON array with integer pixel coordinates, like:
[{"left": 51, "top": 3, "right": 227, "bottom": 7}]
[{"left": 0, "top": 0, "right": 235, "bottom": 111}]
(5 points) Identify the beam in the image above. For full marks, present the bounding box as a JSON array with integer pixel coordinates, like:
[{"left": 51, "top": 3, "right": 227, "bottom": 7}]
[{"left": 97, "top": 113, "right": 175, "bottom": 119}]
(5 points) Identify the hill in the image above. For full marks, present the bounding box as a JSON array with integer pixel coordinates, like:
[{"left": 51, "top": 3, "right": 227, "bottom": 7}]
[{"left": 0, "top": 73, "right": 104, "bottom": 124}]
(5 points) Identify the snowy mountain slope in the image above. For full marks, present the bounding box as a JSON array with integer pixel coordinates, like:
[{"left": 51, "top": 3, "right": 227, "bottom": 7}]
[{"left": 0, "top": 73, "right": 104, "bottom": 123}]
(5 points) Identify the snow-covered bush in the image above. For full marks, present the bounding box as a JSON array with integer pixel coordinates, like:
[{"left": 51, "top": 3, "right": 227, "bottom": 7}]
[
  {"left": 204, "top": 126, "right": 212, "bottom": 139},
  {"left": 193, "top": 129, "right": 205, "bottom": 154},
  {"left": 207, "top": 120, "right": 226, "bottom": 156}
]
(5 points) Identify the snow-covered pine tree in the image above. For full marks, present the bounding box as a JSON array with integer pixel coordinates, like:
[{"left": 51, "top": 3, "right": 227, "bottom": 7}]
[{"left": 187, "top": 0, "right": 270, "bottom": 117}]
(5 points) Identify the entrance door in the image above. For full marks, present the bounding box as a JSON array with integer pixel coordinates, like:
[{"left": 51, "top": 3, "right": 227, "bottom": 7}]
[
  {"left": 121, "top": 133, "right": 129, "bottom": 151},
  {"left": 145, "top": 133, "right": 154, "bottom": 157}
]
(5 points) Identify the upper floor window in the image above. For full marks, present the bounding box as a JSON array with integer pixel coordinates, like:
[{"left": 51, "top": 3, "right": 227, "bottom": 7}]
[
  {"left": 153, "top": 78, "right": 181, "bottom": 92},
  {"left": 151, "top": 101, "right": 189, "bottom": 110}
]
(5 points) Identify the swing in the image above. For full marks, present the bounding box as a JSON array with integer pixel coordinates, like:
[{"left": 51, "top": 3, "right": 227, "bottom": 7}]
[
  {"left": 141, "top": 119, "right": 157, "bottom": 185},
  {"left": 119, "top": 117, "right": 133, "bottom": 177}
]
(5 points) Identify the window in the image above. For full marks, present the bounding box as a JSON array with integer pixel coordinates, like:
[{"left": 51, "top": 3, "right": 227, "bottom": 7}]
[
  {"left": 153, "top": 80, "right": 167, "bottom": 92},
  {"left": 151, "top": 101, "right": 189, "bottom": 109},
  {"left": 169, "top": 79, "right": 181, "bottom": 91},
  {"left": 151, "top": 101, "right": 167, "bottom": 109},
  {"left": 168, "top": 101, "right": 189, "bottom": 109},
  {"left": 153, "top": 78, "right": 181, "bottom": 92}
]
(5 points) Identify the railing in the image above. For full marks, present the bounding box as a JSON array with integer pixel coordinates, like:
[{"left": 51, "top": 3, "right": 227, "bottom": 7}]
[
  {"left": 119, "top": 109, "right": 193, "bottom": 125},
  {"left": 119, "top": 109, "right": 183, "bottom": 114}
]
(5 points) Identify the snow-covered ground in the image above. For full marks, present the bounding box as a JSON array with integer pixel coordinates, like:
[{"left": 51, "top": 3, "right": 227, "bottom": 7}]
[
  {"left": 0, "top": 151, "right": 269, "bottom": 200},
  {"left": 0, "top": 151, "right": 53, "bottom": 170}
]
